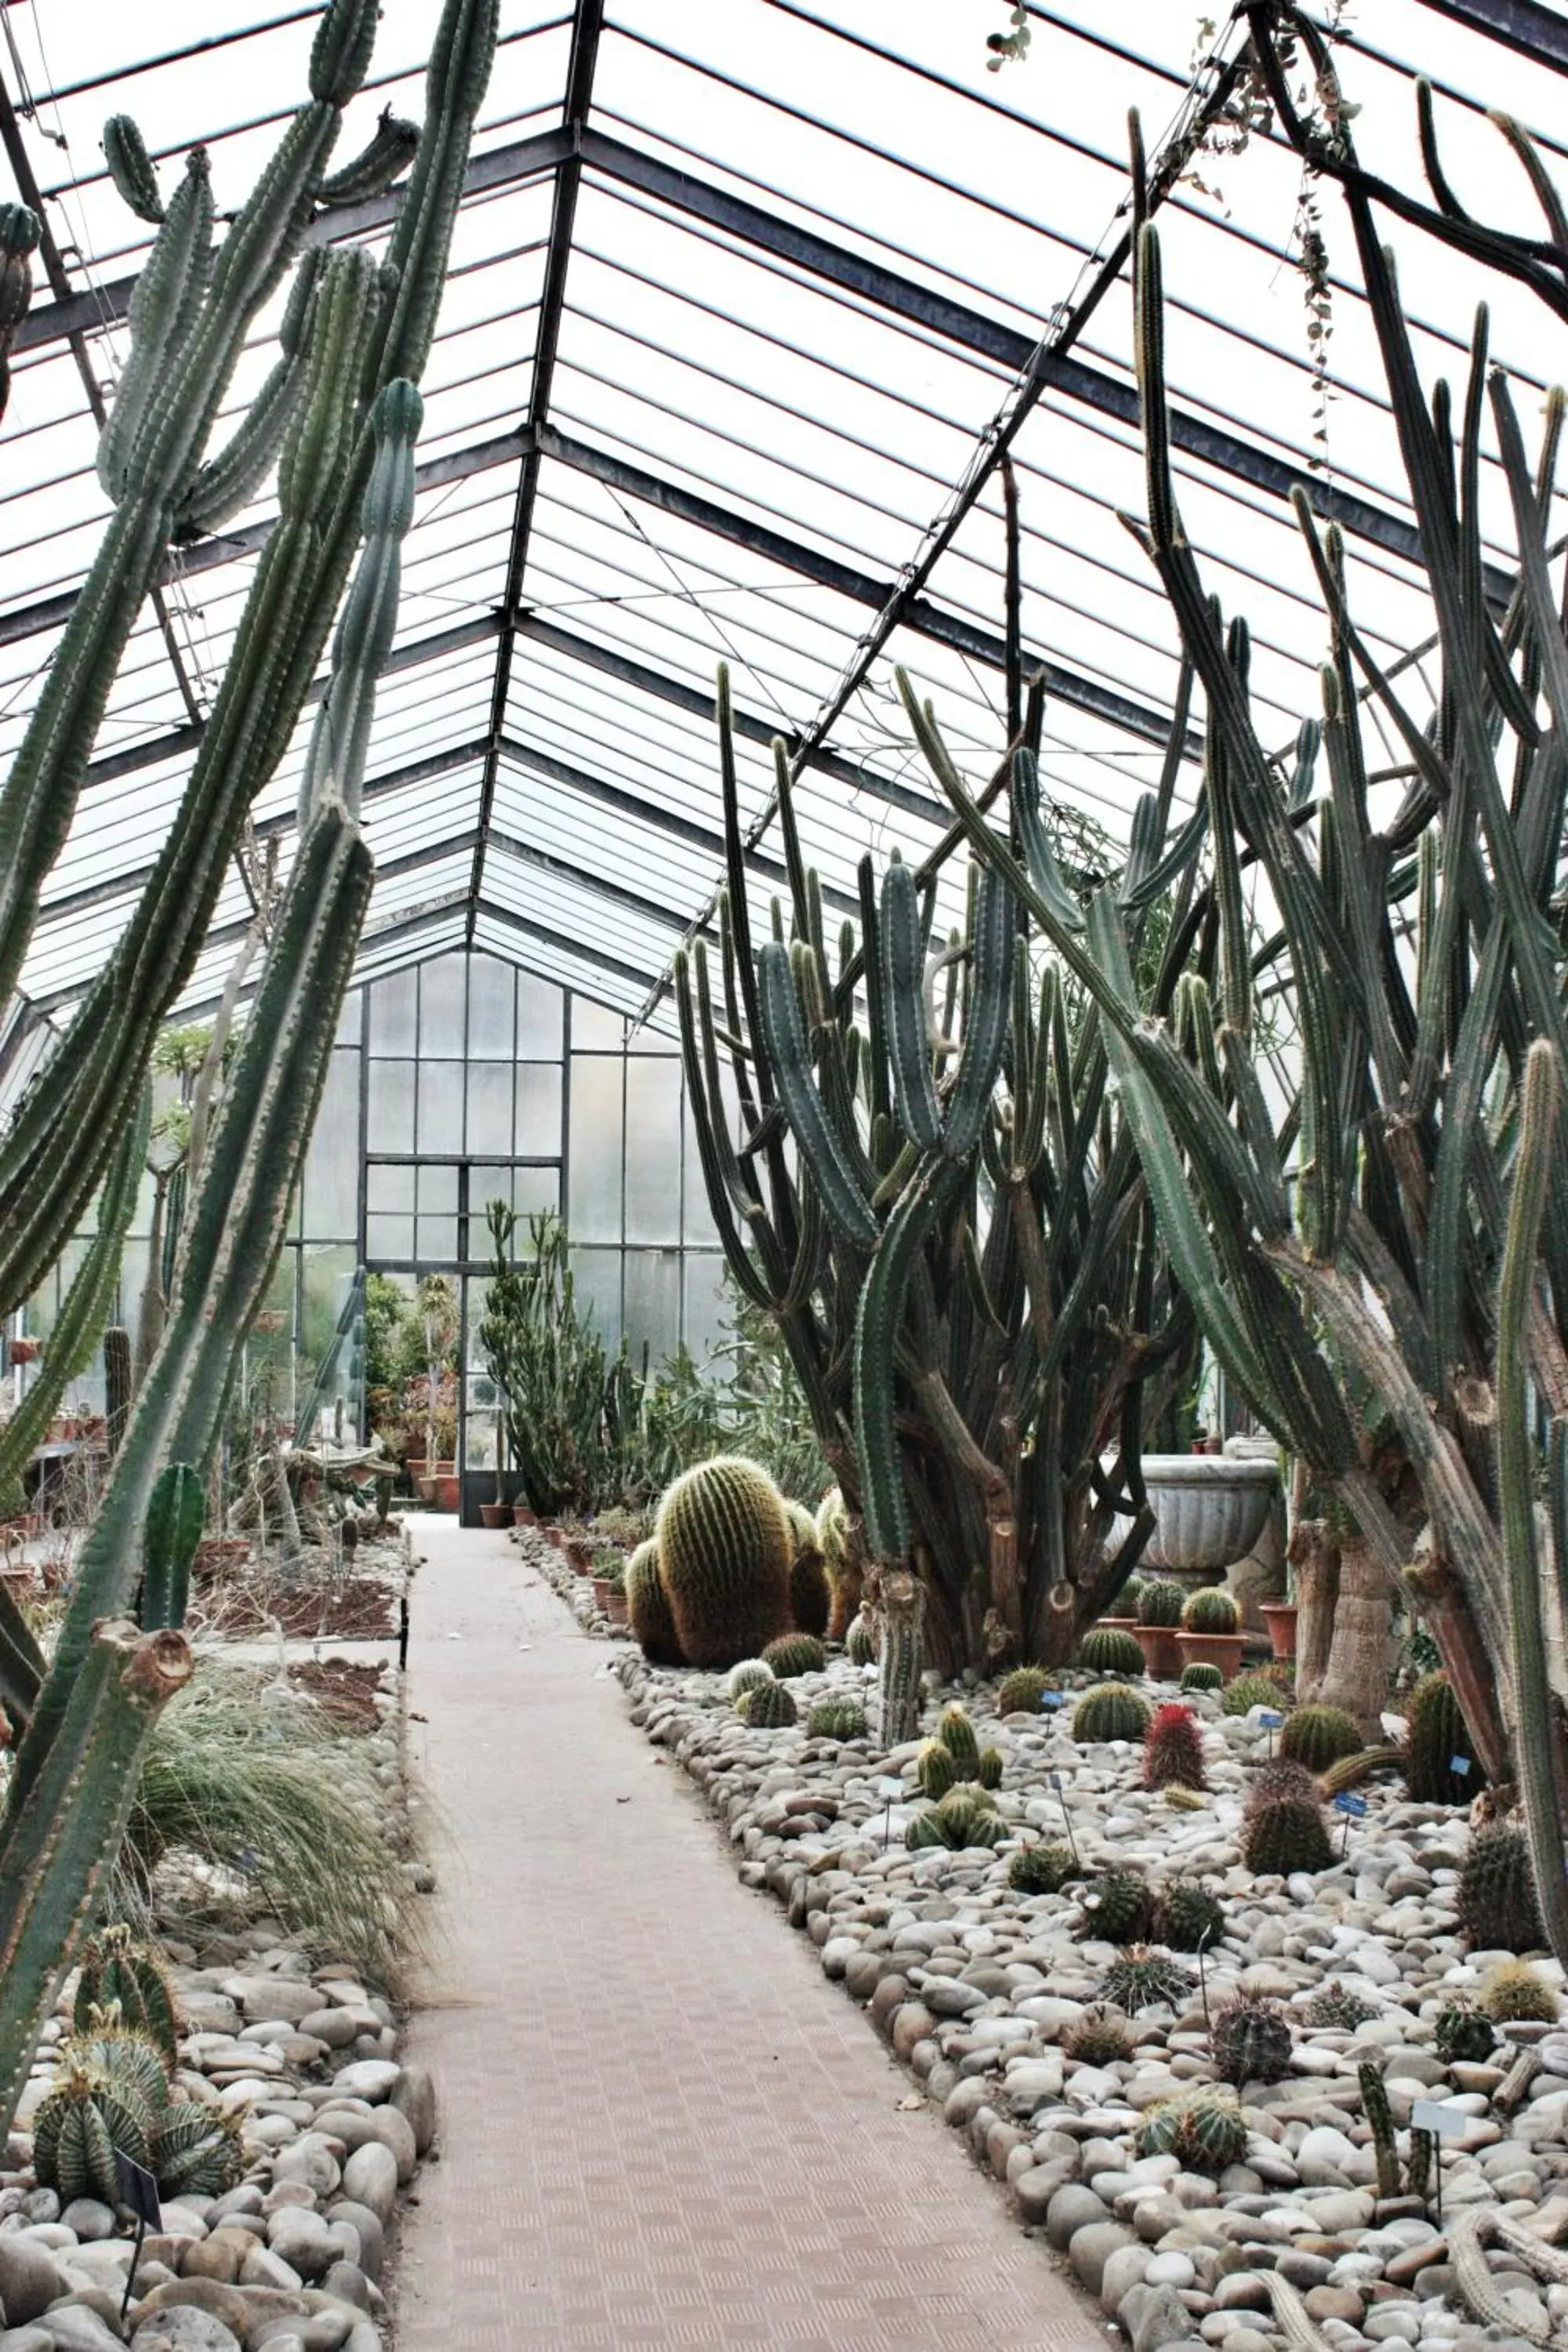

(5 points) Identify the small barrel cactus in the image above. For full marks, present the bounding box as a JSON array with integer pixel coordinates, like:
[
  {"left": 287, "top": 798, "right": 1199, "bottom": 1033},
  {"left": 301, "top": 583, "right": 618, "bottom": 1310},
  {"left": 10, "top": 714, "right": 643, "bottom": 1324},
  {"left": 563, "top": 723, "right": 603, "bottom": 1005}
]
[
  {"left": 815, "top": 1485, "right": 863, "bottom": 1636},
  {"left": 1245, "top": 1759, "right": 1319, "bottom": 1812},
  {"left": 1156, "top": 1881, "right": 1225, "bottom": 1953},
  {"left": 1073, "top": 1682, "right": 1152, "bottom": 1744},
  {"left": 1144, "top": 1702, "right": 1207, "bottom": 1792},
  {"left": 1078, "top": 1871, "right": 1152, "bottom": 1944},
  {"left": 1304, "top": 1980, "right": 1378, "bottom": 2031},
  {"left": 1222, "top": 1670, "right": 1287, "bottom": 1715},
  {"left": 1479, "top": 1959, "right": 1559, "bottom": 2023},
  {"left": 996, "top": 1664, "right": 1051, "bottom": 1715},
  {"left": 1138, "top": 2088, "right": 1248, "bottom": 2175},
  {"left": 1434, "top": 2000, "right": 1497, "bottom": 2063},
  {"left": 783, "top": 1500, "right": 830, "bottom": 1638},
  {"left": 917, "top": 1737, "right": 957, "bottom": 1800},
  {"left": 1212, "top": 1990, "right": 1293, "bottom": 2085},
  {"left": 626, "top": 1540, "right": 685, "bottom": 1668},
  {"left": 1079, "top": 1624, "right": 1145, "bottom": 1676},
  {"left": 1279, "top": 1704, "right": 1362, "bottom": 1771},
  {"left": 1180, "top": 1661, "right": 1224, "bottom": 1693},
  {"left": 655, "top": 1455, "right": 793, "bottom": 1668},
  {"left": 1243, "top": 1791, "right": 1333, "bottom": 1877},
  {"left": 727, "top": 1658, "right": 775, "bottom": 1703},
  {"left": 1007, "top": 1842, "right": 1077, "bottom": 1895},
  {"left": 807, "top": 1697, "right": 868, "bottom": 1741},
  {"left": 937, "top": 1704, "right": 981, "bottom": 1774},
  {"left": 33, "top": 2063, "right": 148, "bottom": 2205},
  {"left": 975, "top": 1746, "right": 1004, "bottom": 1790},
  {"left": 907, "top": 1785, "right": 1006, "bottom": 1852},
  {"left": 151, "top": 2101, "right": 245, "bottom": 2198},
  {"left": 73, "top": 1925, "right": 178, "bottom": 2071},
  {"left": 1405, "top": 1671, "right": 1486, "bottom": 1805},
  {"left": 845, "top": 1613, "right": 878, "bottom": 1667},
  {"left": 1098, "top": 1945, "right": 1193, "bottom": 2012},
  {"left": 1138, "top": 1579, "right": 1185, "bottom": 1628},
  {"left": 1065, "top": 2005, "right": 1133, "bottom": 2065},
  {"left": 761, "top": 1632, "right": 826, "bottom": 1679},
  {"left": 1458, "top": 1821, "right": 1545, "bottom": 1954},
  {"left": 1181, "top": 1585, "right": 1240, "bottom": 1634},
  {"left": 742, "top": 1678, "right": 798, "bottom": 1730}
]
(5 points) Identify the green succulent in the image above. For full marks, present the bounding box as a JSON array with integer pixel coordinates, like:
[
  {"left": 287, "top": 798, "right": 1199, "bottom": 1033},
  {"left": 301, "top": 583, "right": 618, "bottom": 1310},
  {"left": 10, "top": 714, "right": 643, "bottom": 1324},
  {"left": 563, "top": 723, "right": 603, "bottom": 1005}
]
[
  {"left": 1222, "top": 1671, "right": 1288, "bottom": 1715},
  {"left": 1156, "top": 1881, "right": 1225, "bottom": 1953},
  {"left": 807, "top": 1697, "right": 868, "bottom": 1740},
  {"left": 1434, "top": 2000, "right": 1497, "bottom": 2063},
  {"left": 1212, "top": 1990, "right": 1293, "bottom": 2085},
  {"left": 1098, "top": 1945, "right": 1193, "bottom": 2011},
  {"left": 1179, "top": 1662, "right": 1224, "bottom": 1693},
  {"left": 656, "top": 1456, "right": 794, "bottom": 1668},
  {"left": 761, "top": 1633, "right": 826, "bottom": 1679},
  {"left": 916, "top": 1737, "right": 957, "bottom": 1799},
  {"left": 727, "top": 1657, "right": 775, "bottom": 1702},
  {"left": 1007, "top": 1842, "right": 1078, "bottom": 1896},
  {"left": 996, "top": 1664, "right": 1051, "bottom": 1716},
  {"left": 1138, "top": 1579, "right": 1185, "bottom": 1628},
  {"left": 1077, "top": 1871, "right": 1152, "bottom": 1944},
  {"left": 976, "top": 1746, "right": 1004, "bottom": 1790},
  {"left": 1078, "top": 1625, "right": 1145, "bottom": 1676},
  {"left": 845, "top": 1614, "right": 877, "bottom": 1667},
  {"left": 906, "top": 1785, "right": 1006, "bottom": 1852},
  {"left": 1479, "top": 1959, "right": 1559, "bottom": 2023},
  {"left": 1181, "top": 1586, "right": 1239, "bottom": 1634},
  {"left": 1279, "top": 1704, "right": 1363, "bottom": 1771},
  {"left": 1144, "top": 1703, "right": 1207, "bottom": 1791},
  {"left": 1458, "top": 1822, "right": 1545, "bottom": 1955},
  {"left": 1138, "top": 2088, "right": 1248, "bottom": 2175},
  {"left": 937, "top": 1704, "right": 982, "bottom": 1774},
  {"left": 1303, "top": 1980, "right": 1378, "bottom": 2031},
  {"left": 1405, "top": 1672, "right": 1485, "bottom": 1806},
  {"left": 1243, "top": 1792, "right": 1333, "bottom": 1877},
  {"left": 73, "top": 1926, "right": 178, "bottom": 2072},
  {"left": 1073, "top": 1682, "right": 1152, "bottom": 1743},
  {"left": 741, "top": 1679, "right": 798, "bottom": 1729},
  {"left": 1064, "top": 2005, "right": 1134, "bottom": 2065}
]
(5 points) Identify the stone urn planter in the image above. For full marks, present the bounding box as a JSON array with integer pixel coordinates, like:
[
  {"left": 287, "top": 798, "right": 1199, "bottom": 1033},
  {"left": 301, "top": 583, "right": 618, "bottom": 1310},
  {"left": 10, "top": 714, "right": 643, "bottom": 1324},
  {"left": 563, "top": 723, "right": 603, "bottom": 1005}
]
[
  {"left": 1126, "top": 1455, "right": 1279, "bottom": 1587},
  {"left": 1260, "top": 1602, "right": 1298, "bottom": 1661},
  {"left": 1174, "top": 1628, "right": 1246, "bottom": 1680}
]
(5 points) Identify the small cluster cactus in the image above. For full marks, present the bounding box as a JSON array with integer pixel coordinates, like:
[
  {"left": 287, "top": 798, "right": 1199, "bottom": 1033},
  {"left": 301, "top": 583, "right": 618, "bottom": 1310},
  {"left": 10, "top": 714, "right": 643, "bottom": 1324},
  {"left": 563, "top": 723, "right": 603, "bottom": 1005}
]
[
  {"left": 761, "top": 1634, "right": 827, "bottom": 1679},
  {"left": 1221, "top": 1671, "right": 1287, "bottom": 1715},
  {"left": 996, "top": 1664, "right": 1051, "bottom": 1716},
  {"left": 1078, "top": 1625, "right": 1145, "bottom": 1676},
  {"left": 1180, "top": 1661, "right": 1225, "bottom": 1693},
  {"left": 1457, "top": 1822, "right": 1545, "bottom": 1954},
  {"left": 1143, "top": 1703, "right": 1207, "bottom": 1792},
  {"left": 73, "top": 1926, "right": 177, "bottom": 2070},
  {"left": 727, "top": 1658, "right": 775, "bottom": 1703},
  {"left": 807, "top": 1698, "right": 868, "bottom": 1741},
  {"left": 1138, "top": 1580, "right": 1185, "bottom": 1628},
  {"left": 1211, "top": 1990, "right": 1294, "bottom": 2086},
  {"left": 1479, "top": 1959, "right": 1559, "bottom": 2023},
  {"left": 626, "top": 1539, "right": 685, "bottom": 1667},
  {"left": 1078, "top": 1872, "right": 1152, "bottom": 1944},
  {"left": 739, "top": 1679, "right": 798, "bottom": 1730},
  {"left": 655, "top": 1457, "right": 794, "bottom": 1668},
  {"left": 916, "top": 1704, "right": 1002, "bottom": 1798},
  {"left": 1279, "top": 1704, "right": 1362, "bottom": 1771},
  {"left": 937, "top": 1705, "right": 981, "bottom": 1774},
  {"left": 1434, "top": 2000, "right": 1497, "bottom": 2063},
  {"left": 1073, "top": 1683, "right": 1152, "bottom": 1744},
  {"left": 1156, "top": 1881, "right": 1225, "bottom": 1954},
  {"left": 815, "top": 1486, "right": 863, "bottom": 1638},
  {"left": 1181, "top": 1586, "right": 1239, "bottom": 1634},
  {"left": 1304, "top": 1980, "right": 1378, "bottom": 2031},
  {"left": 845, "top": 1614, "right": 877, "bottom": 1667},
  {"left": 1243, "top": 1785, "right": 1333, "bottom": 1878},
  {"left": 1064, "top": 2006, "right": 1133, "bottom": 2065},
  {"left": 1098, "top": 1946, "right": 1193, "bottom": 2011},
  {"left": 906, "top": 1785, "right": 1007, "bottom": 1852},
  {"left": 33, "top": 2013, "right": 241, "bottom": 2206},
  {"left": 1007, "top": 1842, "right": 1077, "bottom": 1896},
  {"left": 782, "top": 1501, "right": 830, "bottom": 1638},
  {"left": 1405, "top": 1672, "right": 1486, "bottom": 1805},
  {"left": 1137, "top": 2087, "right": 1247, "bottom": 2176},
  {"left": 917, "top": 1738, "right": 957, "bottom": 1801}
]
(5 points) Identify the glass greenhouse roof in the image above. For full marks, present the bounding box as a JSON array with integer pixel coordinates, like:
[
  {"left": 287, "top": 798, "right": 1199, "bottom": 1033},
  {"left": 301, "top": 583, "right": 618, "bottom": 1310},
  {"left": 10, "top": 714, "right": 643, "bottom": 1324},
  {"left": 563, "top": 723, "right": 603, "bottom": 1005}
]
[{"left": 1, "top": 0, "right": 1563, "bottom": 1040}]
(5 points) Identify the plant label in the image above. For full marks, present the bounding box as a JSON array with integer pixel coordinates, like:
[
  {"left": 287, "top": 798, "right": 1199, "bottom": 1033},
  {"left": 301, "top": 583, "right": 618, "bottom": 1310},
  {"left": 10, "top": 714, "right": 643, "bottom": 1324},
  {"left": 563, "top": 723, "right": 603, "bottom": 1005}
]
[
  {"left": 1410, "top": 2099, "right": 1470, "bottom": 2140},
  {"left": 876, "top": 1777, "right": 904, "bottom": 1801},
  {"left": 114, "top": 2151, "right": 162, "bottom": 2230},
  {"left": 1449, "top": 1755, "right": 1472, "bottom": 1776},
  {"left": 1257, "top": 1709, "right": 1284, "bottom": 1729},
  {"left": 1039, "top": 1691, "right": 1068, "bottom": 1711},
  {"left": 1332, "top": 1791, "right": 1367, "bottom": 1817}
]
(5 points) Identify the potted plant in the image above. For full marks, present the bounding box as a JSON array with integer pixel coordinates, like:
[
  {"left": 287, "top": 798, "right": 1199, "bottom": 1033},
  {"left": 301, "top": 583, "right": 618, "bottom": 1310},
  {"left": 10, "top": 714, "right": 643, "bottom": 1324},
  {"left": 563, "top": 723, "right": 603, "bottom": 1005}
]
[
  {"left": 1133, "top": 1577, "right": 1185, "bottom": 1679},
  {"left": 1176, "top": 1585, "right": 1244, "bottom": 1681},
  {"left": 590, "top": 1547, "right": 623, "bottom": 1611},
  {"left": 7, "top": 1336, "right": 36, "bottom": 1367},
  {"left": 1115, "top": 1453, "right": 1280, "bottom": 1592},
  {"left": 1259, "top": 1598, "right": 1298, "bottom": 1662}
]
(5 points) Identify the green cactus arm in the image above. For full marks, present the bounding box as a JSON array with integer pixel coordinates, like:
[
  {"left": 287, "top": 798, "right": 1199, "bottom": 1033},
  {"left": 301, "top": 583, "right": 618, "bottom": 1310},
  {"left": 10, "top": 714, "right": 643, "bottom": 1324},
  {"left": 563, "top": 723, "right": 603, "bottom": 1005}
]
[
  {"left": 880, "top": 855, "right": 944, "bottom": 1152},
  {"left": 853, "top": 1152, "right": 963, "bottom": 1561},
  {"left": 369, "top": 0, "right": 499, "bottom": 388},
  {"left": 0, "top": 202, "right": 38, "bottom": 425},
  {"left": 0, "top": 1087, "right": 148, "bottom": 1507},
  {"left": 0, "top": 1620, "right": 193, "bottom": 2141},
  {"left": 674, "top": 949, "right": 778, "bottom": 1313},
  {"left": 757, "top": 941, "right": 878, "bottom": 1248},
  {"left": 1496, "top": 1040, "right": 1568, "bottom": 1969},
  {"left": 96, "top": 151, "right": 214, "bottom": 504},
  {"left": 0, "top": 1581, "right": 42, "bottom": 1749},
  {"left": 318, "top": 107, "right": 420, "bottom": 207},
  {"left": 944, "top": 860, "right": 1012, "bottom": 1160},
  {"left": 174, "top": 339, "right": 308, "bottom": 539},
  {"left": 140, "top": 1464, "right": 205, "bottom": 1635},
  {"left": 1011, "top": 748, "right": 1086, "bottom": 935},
  {"left": 102, "top": 115, "right": 164, "bottom": 223}
]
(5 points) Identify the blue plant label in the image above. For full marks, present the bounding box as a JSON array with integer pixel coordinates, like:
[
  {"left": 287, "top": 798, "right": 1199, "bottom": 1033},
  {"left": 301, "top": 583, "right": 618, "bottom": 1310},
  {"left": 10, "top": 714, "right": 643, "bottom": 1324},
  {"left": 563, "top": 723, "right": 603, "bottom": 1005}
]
[
  {"left": 1039, "top": 1691, "right": 1068, "bottom": 1711},
  {"left": 1449, "top": 1755, "right": 1472, "bottom": 1776},
  {"left": 1050, "top": 1771, "right": 1065, "bottom": 1792},
  {"left": 1332, "top": 1791, "right": 1368, "bottom": 1817},
  {"left": 1257, "top": 1709, "right": 1284, "bottom": 1729},
  {"left": 1410, "top": 2098, "right": 1470, "bottom": 2140}
]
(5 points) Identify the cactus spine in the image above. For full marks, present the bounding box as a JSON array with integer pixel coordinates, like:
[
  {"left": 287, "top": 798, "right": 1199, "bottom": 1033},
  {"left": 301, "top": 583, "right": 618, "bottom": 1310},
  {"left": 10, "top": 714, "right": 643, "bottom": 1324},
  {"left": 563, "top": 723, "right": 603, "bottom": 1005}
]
[
  {"left": 626, "top": 1541, "right": 684, "bottom": 1667},
  {"left": 73, "top": 1926, "right": 178, "bottom": 2070},
  {"left": 655, "top": 1457, "right": 793, "bottom": 1668}
]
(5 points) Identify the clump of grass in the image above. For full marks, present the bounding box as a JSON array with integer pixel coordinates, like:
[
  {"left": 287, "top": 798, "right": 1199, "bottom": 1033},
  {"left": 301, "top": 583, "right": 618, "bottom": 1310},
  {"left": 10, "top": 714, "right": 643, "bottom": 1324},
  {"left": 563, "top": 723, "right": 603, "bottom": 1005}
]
[{"left": 113, "top": 1668, "right": 422, "bottom": 1989}]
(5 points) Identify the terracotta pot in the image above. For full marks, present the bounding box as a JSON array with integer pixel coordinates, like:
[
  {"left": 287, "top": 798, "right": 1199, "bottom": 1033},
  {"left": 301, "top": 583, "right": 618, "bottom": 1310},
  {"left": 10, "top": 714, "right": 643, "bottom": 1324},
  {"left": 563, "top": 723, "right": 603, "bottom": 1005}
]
[
  {"left": 434, "top": 1458, "right": 456, "bottom": 1477},
  {"left": 543, "top": 1524, "right": 566, "bottom": 1551},
  {"left": 479, "top": 1502, "right": 510, "bottom": 1530},
  {"left": 405, "top": 1458, "right": 427, "bottom": 1487},
  {"left": 1175, "top": 1629, "right": 1246, "bottom": 1681},
  {"left": 566, "top": 1538, "right": 594, "bottom": 1575},
  {"left": 1133, "top": 1625, "right": 1184, "bottom": 1679},
  {"left": 7, "top": 1338, "right": 36, "bottom": 1365},
  {"left": 1260, "top": 1602, "right": 1298, "bottom": 1661},
  {"left": 511, "top": 1504, "right": 537, "bottom": 1527},
  {"left": 1098, "top": 1616, "right": 1138, "bottom": 1636},
  {"left": 431, "top": 1474, "right": 459, "bottom": 1513},
  {"left": 417, "top": 1475, "right": 437, "bottom": 1503},
  {"left": 591, "top": 1577, "right": 613, "bottom": 1610},
  {"left": 605, "top": 1588, "right": 630, "bottom": 1628}
]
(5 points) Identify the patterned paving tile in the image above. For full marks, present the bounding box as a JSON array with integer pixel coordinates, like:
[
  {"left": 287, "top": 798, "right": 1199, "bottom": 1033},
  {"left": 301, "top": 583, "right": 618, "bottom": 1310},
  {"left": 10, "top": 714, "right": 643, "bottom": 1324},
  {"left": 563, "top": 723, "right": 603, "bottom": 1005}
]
[{"left": 392, "top": 1526, "right": 1106, "bottom": 2351}]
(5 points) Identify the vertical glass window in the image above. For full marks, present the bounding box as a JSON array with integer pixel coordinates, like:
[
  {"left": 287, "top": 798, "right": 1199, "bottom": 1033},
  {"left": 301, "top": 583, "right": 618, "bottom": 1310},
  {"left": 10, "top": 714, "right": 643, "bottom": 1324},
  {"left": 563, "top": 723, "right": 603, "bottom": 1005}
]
[
  {"left": 465, "top": 1062, "right": 512, "bottom": 1156},
  {"left": 466, "top": 956, "right": 514, "bottom": 1058},
  {"left": 419, "top": 956, "right": 466, "bottom": 1058},
  {"left": 624, "top": 1058, "right": 681, "bottom": 1244},
  {"left": 370, "top": 969, "right": 416, "bottom": 1055},
  {"left": 516, "top": 975, "right": 563, "bottom": 1057},
  {"left": 567, "top": 1056, "right": 622, "bottom": 1243},
  {"left": 515, "top": 1064, "right": 562, "bottom": 1156},
  {"left": 366, "top": 1060, "right": 415, "bottom": 1152}
]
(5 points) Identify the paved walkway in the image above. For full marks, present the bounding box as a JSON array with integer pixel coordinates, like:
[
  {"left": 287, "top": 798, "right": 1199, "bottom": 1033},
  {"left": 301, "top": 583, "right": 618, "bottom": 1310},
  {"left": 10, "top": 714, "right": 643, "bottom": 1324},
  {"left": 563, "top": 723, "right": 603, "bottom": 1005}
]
[{"left": 394, "top": 1523, "right": 1104, "bottom": 2352}]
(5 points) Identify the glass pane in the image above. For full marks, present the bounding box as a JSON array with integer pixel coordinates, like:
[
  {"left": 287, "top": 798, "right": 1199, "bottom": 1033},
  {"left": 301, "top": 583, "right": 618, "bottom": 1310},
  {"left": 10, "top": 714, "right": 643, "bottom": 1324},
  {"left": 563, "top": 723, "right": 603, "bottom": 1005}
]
[
  {"left": 569, "top": 1247, "right": 621, "bottom": 1352},
  {"left": 336, "top": 991, "right": 363, "bottom": 1046},
  {"left": 624, "top": 1058, "right": 682, "bottom": 1244},
  {"left": 684, "top": 1254, "right": 731, "bottom": 1367},
  {"left": 517, "top": 974, "right": 563, "bottom": 1056},
  {"left": 513, "top": 1166, "right": 560, "bottom": 1223},
  {"left": 419, "top": 1164, "right": 459, "bottom": 1214},
  {"left": 370, "top": 969, "right": 417, "bottom": 1055},
  {"left": 367, "top": 1163, "right": 416, "bottom": 1213},
  {"left": 420, "top": 956, "right": 467, "bottom": 1057},
  {"left": 466, "top": 1062, "right": 513, "bottom": 1156},
  {"left": 466, "top": 956, "right": 514, "bottom": 1058},
  {"left": 516, "top": 1063, "right": 562, "bottom": 1156},
  {"left": 299, "top": 1246, "right": 358, "bottom": 1440},
  {"left": 301, "top": 1046, "right": 358, "bottom": 1240},
  {"left": 623, "top": 1250, "right": 680, "bottom": 1361},
  {"left": 682, "top": 1096, "right": 719, "bottom": 1247},
  {"left": 367, "top": 1214, "right": 415, "bottom": 1258},
  {"left": 417, "top": 1062, "right": 464, "bottom": 1153},
  {"left": 418, "top": 1216, "right": 459, "bottom": 1260},
  {"left": 367, "top": 1060, "right": 415, "bottom": 1152},
  {"left": 572, "top": 996, "right": 624, "bottom": 1050},
  {"left": 568, "top": 1057, "right": 622, "bottom": 1243}
]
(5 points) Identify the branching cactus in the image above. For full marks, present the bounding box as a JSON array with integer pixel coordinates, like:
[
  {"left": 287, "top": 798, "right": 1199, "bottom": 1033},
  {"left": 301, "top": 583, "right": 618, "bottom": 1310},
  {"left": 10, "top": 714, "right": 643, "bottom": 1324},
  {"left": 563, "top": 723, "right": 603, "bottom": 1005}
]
[
  {"left": 0, "top": 0, "right": 497, "bottom": 1319},
  {"left": 0, "top": 376, "right": 424, "bottom": 2144},
  {"left": 0, "top": 203, "right": 40, "bottom": 426},
  {"left": 928, "top": 105, "right": 1568, "bottom": 1955},
  {"left": 677, "top": 652, "right": 1199, "bottom": 1721}
]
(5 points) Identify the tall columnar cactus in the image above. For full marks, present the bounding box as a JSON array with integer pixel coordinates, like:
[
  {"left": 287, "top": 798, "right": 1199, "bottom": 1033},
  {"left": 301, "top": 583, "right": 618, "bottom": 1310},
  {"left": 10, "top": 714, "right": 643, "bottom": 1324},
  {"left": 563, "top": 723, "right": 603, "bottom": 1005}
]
[
  {"left": 655, "top": 1457, "right": 794, "bottom": 1668},
  {"left": 927, "top": 104, "right": 1568, "bottom": 1951},
  {"left": 103, "top": 1327, "right": 133, "bottom": 1461},
  {"left": 0, "top": 203, "right": 40, "bottom": 426},
  {"left": 0, "top": 0, "right": 497, "bottom": 1322},
  {"left": 0, "top": 373, "right": 425, "bottom": 2147},
  {"left": 1405, "top": 1673, "right": 1483, "bottom": 1806}
]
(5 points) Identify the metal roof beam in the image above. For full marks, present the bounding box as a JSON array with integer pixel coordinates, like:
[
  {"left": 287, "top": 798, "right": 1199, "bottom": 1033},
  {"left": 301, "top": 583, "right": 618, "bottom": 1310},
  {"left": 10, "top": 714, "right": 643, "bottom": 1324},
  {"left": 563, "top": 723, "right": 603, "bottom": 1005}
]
[
  {"left": 486, "top": 823, "right": 704, "bottom": 937},
  {"left": 475, "top": 894, "right": 664, "bottom": 989},
  {"left": 1411, "top": 0, "right": 1568, "bottom": 71}
]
